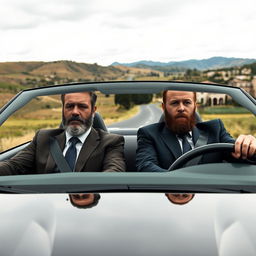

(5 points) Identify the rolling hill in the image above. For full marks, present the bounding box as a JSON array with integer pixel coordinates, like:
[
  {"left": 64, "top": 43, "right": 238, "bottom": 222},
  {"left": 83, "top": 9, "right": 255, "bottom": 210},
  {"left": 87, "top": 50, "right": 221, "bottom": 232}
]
[
  {"left": 112, "top": 57, "right": 256, "bottom": 71},
  {"left": 0, "top": 60, "right": 164, "bottom": 91},
  {"left": 0, "top": 61, "right": 130, "bottom": 92},
  {"left": 0, "top": 60, "right": 124, "bottom": 79}
]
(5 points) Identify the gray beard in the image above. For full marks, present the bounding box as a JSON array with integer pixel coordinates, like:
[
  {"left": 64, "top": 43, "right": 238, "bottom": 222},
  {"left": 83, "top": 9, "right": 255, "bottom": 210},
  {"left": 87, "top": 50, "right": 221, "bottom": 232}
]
[
  {"left": 63, "top": 114, "right": 94, "bottom": 137},
  {"left": 66, "top": 125, "right": 88, "bottom": 136}
]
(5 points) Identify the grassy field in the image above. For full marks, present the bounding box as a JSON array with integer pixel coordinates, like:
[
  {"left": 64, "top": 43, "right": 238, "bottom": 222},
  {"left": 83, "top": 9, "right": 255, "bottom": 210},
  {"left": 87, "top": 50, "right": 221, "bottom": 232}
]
[
  {"left": 199, "top": 106, "right": 251, "bottom": 114},
  {"left": 201, "top": 113, "right": 256, "bottom": 138}
]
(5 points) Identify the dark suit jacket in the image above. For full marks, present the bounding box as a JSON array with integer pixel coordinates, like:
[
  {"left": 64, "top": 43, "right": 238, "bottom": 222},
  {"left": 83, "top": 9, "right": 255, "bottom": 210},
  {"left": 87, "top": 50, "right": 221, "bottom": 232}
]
[
  {"left": 136, "top": 119, "right": 236, "bottom": 172},
  {"left": 0, "top": 128, "right": 126, "bottom": 175}
]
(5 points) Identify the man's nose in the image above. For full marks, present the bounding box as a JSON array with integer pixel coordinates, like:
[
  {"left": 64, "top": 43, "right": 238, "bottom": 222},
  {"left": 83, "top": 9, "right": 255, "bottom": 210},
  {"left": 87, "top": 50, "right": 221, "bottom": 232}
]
[
  {"left": 177, "top": 103, "right": 185, "bottom": 111},
  {"left": 71, "top": 105, "right": 80, "bottom": 115}
]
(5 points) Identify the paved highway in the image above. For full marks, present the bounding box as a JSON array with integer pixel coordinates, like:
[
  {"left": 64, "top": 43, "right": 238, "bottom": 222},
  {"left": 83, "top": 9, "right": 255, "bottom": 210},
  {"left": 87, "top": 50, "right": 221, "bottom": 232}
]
[{"left": 107, "top": 103, "right": 162, "bottom": 129}]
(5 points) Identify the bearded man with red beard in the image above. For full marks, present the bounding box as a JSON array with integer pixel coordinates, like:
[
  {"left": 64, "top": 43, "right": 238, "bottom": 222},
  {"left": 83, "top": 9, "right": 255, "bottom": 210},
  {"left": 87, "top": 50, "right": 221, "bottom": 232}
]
[{"left": 136, "top": 90, "right": 256, "bottom": 172}]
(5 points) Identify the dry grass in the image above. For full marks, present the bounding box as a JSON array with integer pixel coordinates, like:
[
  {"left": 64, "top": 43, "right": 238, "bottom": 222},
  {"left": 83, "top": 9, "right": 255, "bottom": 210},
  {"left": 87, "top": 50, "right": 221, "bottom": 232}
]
[
  {"left": 0, "top": 132, "right": 35, "bottom": 152},
  {"left": 103, "top": 106, "right": 139, "bottom": 125},
  {"left": 0, "top": 119, "right": 61, "bottom": 151},
  {"left": 201, "top": 114, "right": 256, "bottom": 138},
  {"left": 0, "top": 93, "right": 15, "bottom": 108}
]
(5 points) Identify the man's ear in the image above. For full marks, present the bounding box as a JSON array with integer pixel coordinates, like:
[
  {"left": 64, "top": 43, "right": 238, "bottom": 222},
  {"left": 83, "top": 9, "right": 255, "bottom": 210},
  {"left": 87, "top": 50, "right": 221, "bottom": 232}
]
[
  {"left": 93, "top": 106, "right": 97, "bottom": 114},
  {"left": 161, "top": 102, "right": 165, "bottom": 111}
]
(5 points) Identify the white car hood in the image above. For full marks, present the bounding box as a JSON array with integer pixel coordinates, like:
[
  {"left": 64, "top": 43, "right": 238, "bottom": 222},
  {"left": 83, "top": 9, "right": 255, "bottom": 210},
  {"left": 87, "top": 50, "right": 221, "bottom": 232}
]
[{"left": 0, "top": 193, "right": 255, "bottom": 256}]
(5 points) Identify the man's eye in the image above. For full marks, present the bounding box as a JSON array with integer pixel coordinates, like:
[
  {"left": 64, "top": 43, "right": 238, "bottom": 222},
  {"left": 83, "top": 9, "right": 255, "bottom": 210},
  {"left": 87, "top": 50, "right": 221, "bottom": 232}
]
[
  {"left": 170, "top": 101, "right": 178, "bottom": 105},
  {"left": 184, "top": 101, "right": 191, "bottom": 105},
  {"left": 65, "top": 104, "right": 74, "bottom": 109},
  {"left": 78, "top": 104, "right": 88, "bottom": 109}
]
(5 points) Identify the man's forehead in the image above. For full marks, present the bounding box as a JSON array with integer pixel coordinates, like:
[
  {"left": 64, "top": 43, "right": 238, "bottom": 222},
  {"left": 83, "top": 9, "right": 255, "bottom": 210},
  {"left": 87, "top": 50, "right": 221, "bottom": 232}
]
[
  {"left": 64, "top": 92, "right": 90, "bottom": 102},
  {"left": 166, "top": 91, "right": 194, "bottom": 100}
]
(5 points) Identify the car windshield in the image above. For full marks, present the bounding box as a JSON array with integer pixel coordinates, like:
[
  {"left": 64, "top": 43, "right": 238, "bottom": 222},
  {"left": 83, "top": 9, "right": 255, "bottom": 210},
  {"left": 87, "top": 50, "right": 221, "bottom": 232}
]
[{"left": 0, "top": 81, "right": 255, "bottom": 193}]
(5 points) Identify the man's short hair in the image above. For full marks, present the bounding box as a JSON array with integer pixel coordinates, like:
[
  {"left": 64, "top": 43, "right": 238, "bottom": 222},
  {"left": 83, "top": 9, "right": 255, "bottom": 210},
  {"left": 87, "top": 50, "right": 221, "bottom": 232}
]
[
  {"left": 61, "top": 91, "right": 97, "bottom": 109},
  {"left": 162, "top": 90, "right": 197, "bottom": 104}
]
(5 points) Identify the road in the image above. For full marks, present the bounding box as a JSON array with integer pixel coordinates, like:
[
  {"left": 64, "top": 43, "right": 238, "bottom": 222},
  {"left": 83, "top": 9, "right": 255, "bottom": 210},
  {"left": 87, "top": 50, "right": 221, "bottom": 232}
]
[{"left": 107, "top": 103, "right": 162, "bottom": 129}]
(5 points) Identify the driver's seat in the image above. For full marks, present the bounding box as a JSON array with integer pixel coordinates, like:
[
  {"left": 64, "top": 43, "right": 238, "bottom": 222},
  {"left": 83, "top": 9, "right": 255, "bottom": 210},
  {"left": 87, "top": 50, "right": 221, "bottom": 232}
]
[{"left": 92, "top": 112, "right": 108, "bottom": 131}]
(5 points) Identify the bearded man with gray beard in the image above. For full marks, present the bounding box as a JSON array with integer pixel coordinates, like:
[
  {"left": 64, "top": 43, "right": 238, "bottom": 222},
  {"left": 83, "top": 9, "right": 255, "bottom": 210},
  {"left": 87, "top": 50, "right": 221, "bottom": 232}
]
[
  {"left": 136, "top": 90, "right": 256, "bottom": 172},
  {"left": 0, "top": 92, "right": 126, "bottom": 175}
]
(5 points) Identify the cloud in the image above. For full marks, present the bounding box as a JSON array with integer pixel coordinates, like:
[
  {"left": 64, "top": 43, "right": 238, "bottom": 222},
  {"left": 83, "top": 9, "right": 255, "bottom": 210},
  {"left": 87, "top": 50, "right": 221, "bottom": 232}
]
[
  {"left": 1, "top": 0, "right": 256, "bottom": 64},
  {"left": 0, "top": 0, "right": 95, "bottom": 30}
]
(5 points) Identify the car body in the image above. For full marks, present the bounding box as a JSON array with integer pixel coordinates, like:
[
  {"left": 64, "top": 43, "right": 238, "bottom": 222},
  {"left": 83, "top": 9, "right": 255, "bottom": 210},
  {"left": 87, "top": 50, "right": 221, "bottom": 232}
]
[{"left": 0, "top": 81, "right": 255, "bottom": 255}]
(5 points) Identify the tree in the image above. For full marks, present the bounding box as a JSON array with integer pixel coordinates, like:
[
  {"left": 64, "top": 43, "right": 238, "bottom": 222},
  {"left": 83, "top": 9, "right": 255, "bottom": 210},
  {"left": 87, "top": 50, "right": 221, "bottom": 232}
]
[
  {"left": 131, "top": 94, "right": 153, "bottom": 104},
  {"left": 114, "top": 94, "right": 133, "bottom": 110},
  {"left": 114, "top": 93, "right": 153, "bottom": 110}
]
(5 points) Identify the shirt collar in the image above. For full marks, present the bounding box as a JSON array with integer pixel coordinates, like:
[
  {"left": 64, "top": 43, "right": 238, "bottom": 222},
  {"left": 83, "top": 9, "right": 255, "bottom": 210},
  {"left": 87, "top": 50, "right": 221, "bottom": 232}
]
[
  {"left": 65, "top": 127, "right": 92, "bottom": 145},
  {"left": 176, "top": 131, "right": 192, "bottom": 139}
]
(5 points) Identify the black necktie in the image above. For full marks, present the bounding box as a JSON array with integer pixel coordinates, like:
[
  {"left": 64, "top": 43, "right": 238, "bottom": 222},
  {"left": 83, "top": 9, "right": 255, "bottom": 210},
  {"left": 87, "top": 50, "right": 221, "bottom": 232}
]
[
  {"left": 65, "top": 137, "right": 80, "bottom": 171},
  {"left": 179, "top": 134, "right": 192, "bottom": 154}
]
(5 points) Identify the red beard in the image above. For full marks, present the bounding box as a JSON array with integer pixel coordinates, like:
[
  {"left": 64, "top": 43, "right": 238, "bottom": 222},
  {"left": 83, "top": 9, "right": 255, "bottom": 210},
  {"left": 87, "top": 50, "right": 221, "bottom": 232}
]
[{"left": 164, "top": 109, "right": 196, "bottom": 135}]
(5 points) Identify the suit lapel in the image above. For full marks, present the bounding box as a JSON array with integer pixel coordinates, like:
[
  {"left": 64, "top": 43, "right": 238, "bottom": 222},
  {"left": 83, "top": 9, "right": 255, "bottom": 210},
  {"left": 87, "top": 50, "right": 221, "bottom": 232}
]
[
  {"left": 75, "top": 129, "right": 100, "bottom": 172},
  {"left": 45, "top": 131, "right": 66, "bottom": 171},
  {"left": 193, "top": 125, "right": 209, "bottom": 148},
  {"left": 160, "top": 126, "right": 182, "bottom": 159},
  {"left": 192, "top": 126, "right": 200, "bottom": 145}
]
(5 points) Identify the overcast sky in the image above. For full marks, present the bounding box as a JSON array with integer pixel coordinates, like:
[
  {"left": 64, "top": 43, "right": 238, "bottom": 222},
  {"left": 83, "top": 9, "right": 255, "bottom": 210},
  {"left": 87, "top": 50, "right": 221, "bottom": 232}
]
[{"left": 1, "top": 0, "right": 256, "bottom": 66}]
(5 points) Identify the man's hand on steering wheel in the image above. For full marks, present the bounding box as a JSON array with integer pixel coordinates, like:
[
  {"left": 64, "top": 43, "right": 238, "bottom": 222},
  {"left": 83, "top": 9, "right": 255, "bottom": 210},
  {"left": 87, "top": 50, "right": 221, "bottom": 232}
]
[{"left": 232, "top": 135, "right": 256, "bottom": 160}]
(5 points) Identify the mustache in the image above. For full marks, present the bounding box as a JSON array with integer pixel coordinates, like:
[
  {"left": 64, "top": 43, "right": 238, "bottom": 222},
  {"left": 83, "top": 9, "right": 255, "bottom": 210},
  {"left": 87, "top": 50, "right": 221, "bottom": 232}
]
[
  {"left": 67, "top": 116, "right": 86, "bottom": 124},
  {"left": 175, "top": 114, "right": 188, "bottom": 118}
]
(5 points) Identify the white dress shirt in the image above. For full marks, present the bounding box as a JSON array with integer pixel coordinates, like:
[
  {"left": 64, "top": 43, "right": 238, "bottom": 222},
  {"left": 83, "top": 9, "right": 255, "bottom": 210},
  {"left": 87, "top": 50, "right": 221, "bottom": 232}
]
[
  {"left": 63, "top": 128, "right": 92, "bottom": 160},
  {"left": 176, "top": 131, "right": 194, "bottom": 152}
]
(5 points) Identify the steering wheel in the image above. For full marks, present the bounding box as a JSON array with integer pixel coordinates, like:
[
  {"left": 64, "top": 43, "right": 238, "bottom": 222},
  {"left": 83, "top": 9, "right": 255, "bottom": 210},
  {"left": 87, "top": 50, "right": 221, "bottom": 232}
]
[{"left": 168, "top": 143, "right": 235, "bottom": 171}]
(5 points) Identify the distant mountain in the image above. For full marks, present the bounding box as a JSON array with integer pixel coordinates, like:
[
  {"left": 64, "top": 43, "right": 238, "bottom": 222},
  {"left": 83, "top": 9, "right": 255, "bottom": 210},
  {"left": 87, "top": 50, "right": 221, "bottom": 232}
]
[{"left": 112, "top": 57, "right": 256, "bottom": 71}]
